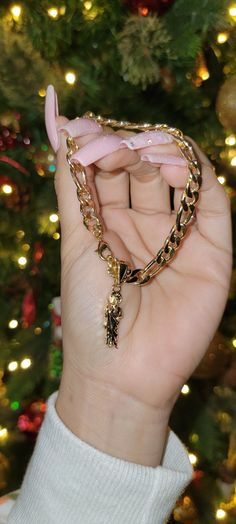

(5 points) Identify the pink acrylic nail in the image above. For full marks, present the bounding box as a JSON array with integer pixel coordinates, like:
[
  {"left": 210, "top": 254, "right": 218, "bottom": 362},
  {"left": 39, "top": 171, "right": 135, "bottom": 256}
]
[
  {"left": 121, "top": 131, "right": 173, "bottom": 150},
  {"left": 58, "top": 118, "right": 103, "bottom": 137},
  {"left": 72, "top": 134, "right": 126, "bottom": 166},
  {"left": 141, "top": 153, "right": 186, "bottom": 166},
  {"left": 45, "top": 85, "right": 60, "bottom": 152}
]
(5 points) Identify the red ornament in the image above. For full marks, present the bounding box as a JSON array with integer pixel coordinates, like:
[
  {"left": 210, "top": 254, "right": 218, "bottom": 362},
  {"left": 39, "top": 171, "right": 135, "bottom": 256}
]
[
  {"left": 124, "top": 0, "right": 175, "bottom": 16},
  {"left": 17, "top": 399, "right": 46, "bottom": 434},
  {"left": 21, "top": 289, "right": 36, "bottom": 328}
]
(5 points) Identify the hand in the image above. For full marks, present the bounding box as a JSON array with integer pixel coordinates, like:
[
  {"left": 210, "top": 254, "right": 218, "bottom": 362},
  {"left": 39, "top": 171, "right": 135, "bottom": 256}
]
[{"left": 45, "top": 86, "right": 232, "bottom": 466}]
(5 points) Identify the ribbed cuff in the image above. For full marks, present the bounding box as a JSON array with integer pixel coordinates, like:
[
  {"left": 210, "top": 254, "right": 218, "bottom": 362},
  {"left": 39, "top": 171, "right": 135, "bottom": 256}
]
[{"left": 8, "top": 391, "right": 193, "bottom": 524}]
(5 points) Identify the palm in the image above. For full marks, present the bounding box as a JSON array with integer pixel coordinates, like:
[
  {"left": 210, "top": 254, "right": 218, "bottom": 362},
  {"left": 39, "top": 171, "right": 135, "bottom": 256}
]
[{"left": 61, "top": 196, "right": 231, "bottom": 409}]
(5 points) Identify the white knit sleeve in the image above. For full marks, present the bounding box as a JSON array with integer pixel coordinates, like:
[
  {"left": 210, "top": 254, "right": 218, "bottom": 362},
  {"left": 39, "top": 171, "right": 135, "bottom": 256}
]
[{"left": 7, "top": 391, "right": 193, "bottom": 523}]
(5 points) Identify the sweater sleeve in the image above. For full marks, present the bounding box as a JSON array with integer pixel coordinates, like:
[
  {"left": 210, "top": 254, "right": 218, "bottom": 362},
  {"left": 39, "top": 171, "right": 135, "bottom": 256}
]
[{"left": 6, "top": 391, "right": 193, "bottom": 524}]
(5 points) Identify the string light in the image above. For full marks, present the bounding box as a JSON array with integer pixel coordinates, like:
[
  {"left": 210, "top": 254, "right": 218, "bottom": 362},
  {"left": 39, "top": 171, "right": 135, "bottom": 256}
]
[
  {"left": 217, "top": 32, "right": 229, "bottom": 44},
  {"left": 225, "top": 134, "right": 236, "bottom": 146},
  {"left": 20, "top": 358, "right": 32, "bottom": 369},
  {"left": 84, "top": 1, "right": 92, "bottom": 9},
  {"left": 181, "top": 384, "right": 190, "bottom": 394},
  {"left": 8, "top": 319, "right": 18, "bottom": 329},
  {"left": 232, "top": 338, "right": 236, "bottom": 348},
  {"left": 52, "top": 232, "right": 60, "bottom": 240},
  {"left": 188, "top": 453, "right": 198, "bottom": 465},
  {"left": 18, "top": 256, "right": 27, "bottom": 268},
  {"left": 8, "top": 361, "right": 18, "bottom": 372},
  {"left": 49, "top": 213, "right": 59, "bottom": 223},
  {"left": 218, "top": 176, "right": 226, "bottom": 185},
  {"left": 199, "top": 67, "right": 210, "bottom": 81},
  {"left": 216, "top": 508, "right": 227, "bottom": 520},
  {"left": 38, "top": 88, "right": 46, "bottom": 97},
  {"left": 10, "top": 4, "right": 22, "bottom": 21},
  {"left": 230, "top": 156, "right": 236, "bottom": 166},
  {"left": 11, "top": 401, "right": 20, "bottom": 410},
  {"left": 229, "top": 4, "right": 236, "bottom": 18},
  {"left": 16, "top": 230, "right": 25, "bottom": 239},
  {"left": 48, "top": 7, "right": 59, "bottom": 19},
  {"left": 1, "top": 184, "right": 13, "bottom": 194},
  {"left": 190, "top": 433, "right": 199, "bottom": 443},
  {"left": 22, "top": 243, "right": 30, "bottom": 252},
  {"left": 0, "top": 426, "right": 8, "bottom": 441},
  {"left": 65, "top": 71, "right": 76, "bottom": 85}
]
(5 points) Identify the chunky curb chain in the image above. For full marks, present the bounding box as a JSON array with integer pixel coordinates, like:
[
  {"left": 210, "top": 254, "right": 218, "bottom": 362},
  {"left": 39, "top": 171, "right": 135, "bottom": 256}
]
[{"left": 66, "top": 115, "right": 202, "bottom": 285}]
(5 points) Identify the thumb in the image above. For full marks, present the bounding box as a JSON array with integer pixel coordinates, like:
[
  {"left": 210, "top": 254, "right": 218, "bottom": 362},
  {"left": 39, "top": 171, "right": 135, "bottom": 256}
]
[{"left": 54, "top": 116, "right": 85, "bottom": 238}]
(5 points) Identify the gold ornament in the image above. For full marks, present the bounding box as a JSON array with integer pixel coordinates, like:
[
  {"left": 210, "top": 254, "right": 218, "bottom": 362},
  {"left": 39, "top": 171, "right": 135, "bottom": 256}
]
[
  {"left": 216, "top": 77, "right": 236, "bottom": 130},
  {"left": 173, "top": 495, "right": 197, "bottom": 522},
  {"left": 66, "top": 115, "right": 202, "bottom": 348}
]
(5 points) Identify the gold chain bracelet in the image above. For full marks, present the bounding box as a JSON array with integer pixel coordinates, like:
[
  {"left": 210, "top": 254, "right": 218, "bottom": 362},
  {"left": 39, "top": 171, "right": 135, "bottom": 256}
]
[{"left": 66, "top": 114, "right": 202, "bottom": 349}]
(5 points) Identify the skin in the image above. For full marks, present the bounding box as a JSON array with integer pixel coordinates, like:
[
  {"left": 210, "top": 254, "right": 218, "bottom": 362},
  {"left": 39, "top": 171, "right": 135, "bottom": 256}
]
[{"left": 54, "top": 116, "right": 232, "bottom": 467}]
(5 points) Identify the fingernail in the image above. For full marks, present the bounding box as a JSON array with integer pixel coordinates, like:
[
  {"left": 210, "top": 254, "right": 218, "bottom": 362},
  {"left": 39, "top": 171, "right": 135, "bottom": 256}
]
[
  {"left": 45, "top": 85, "right": 60, "bottom": 152},
  {"left": 72, "top": 135, "right": 126, "bottom": 166},
  {"left": 141, "top": 153, "right": 187, "bottom": 166},
  {"left": 121, "top": 131, "right": 173, "bottom": 149},
  {"left": 58, "top": 118, "right": 103, "bottom": 137}
]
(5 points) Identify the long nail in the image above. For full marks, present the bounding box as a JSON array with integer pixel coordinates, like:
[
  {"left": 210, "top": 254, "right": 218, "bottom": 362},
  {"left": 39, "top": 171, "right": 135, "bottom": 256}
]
[
  {"left": 58, "top": 118, "right": 103, "bottom": 137},
  {"left": 141, "top": 153, "right": 187, "bottom": 166},
  {"left": 45, "top": 85, "right": 59, "bottom": 152},
  {"left": 72, "top": 135, "right": 126, "bottom": 166},
  {"left": 121, "top": 131, "right": 173, "bottom": 149}
]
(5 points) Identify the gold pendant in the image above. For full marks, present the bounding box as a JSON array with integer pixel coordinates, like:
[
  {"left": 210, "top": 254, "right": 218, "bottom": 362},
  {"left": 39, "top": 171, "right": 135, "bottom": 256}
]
[
  {"left": 104, "top": 286, "right": 122, "bottom": 348},
  {"left": 104, "top": 258, "right": 122, "bottom": 348}
]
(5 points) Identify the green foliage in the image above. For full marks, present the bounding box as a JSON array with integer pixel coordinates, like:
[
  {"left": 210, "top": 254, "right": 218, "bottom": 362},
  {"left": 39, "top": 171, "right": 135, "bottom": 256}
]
[{"left": 118, "top": 15, "right": 170, "bottom": 88}]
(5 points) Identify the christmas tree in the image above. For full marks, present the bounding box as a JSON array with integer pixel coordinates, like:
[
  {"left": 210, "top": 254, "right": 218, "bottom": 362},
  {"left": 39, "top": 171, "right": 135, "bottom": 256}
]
[{"left": 0, "top": 1, "right": 236, "bottom": 522}]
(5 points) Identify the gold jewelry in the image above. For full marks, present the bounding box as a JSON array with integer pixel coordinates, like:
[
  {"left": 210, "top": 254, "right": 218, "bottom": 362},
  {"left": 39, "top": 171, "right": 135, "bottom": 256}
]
[{"left": 66, "top": 115, "right": 202, "bottom": 349}]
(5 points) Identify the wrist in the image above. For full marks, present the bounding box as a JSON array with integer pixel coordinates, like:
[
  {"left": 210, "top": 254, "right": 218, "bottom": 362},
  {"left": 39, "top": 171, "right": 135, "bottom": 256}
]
[{"left": 56, "top": 365, "right": 170, "bottom": 467}]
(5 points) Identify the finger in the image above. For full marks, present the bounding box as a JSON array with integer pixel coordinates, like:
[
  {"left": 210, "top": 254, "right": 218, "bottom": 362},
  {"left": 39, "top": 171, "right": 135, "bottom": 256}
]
[
  {"left": 55, "top": 117, "right": 101, "bottom": 239},
  {"left": 186, "top": 137, "right": 232, "bottom": 251},
  {"left": 154, "top": 138, "right": 232, "bottom": 251},
  {"left": 72, "top": 134, "right": 138, "bottom": 209},
  {"left": 121, "top": 132, "right": 177, "bottom": 215}
]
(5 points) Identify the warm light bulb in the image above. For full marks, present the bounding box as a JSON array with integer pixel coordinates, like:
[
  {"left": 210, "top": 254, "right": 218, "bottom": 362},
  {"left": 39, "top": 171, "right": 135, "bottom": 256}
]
[
  {"left": 0, "top": 426, "right": 8, "bottom": 440},
  {"left": 16, "top": 230, "right": 25, "bottom": 239},
  {"left": 38, "top": 88, "right": 46, "bottom": 97},
  {"left": 65, "top": 71, "right": 76, "bottom": 85},
  {"left": 47, "top": 7, "right": 59, "bottom": 19},
  {"left": 84, "top": 1, "right": 92, "bottom": 9},
  {"left": 218, "top": 176, "right": 226, "bottom": 185},
  {"left": 229, "top": 4, "right": 236, "bottom": 18},
  {"left": 8, "top": 319, "right": 18, "bottom": 329},
  {"left": 232, "top": 338, "right": 236, "bottom": 348},
  {"left": 230, "top": 156, "right": 236, "bottom": 166},
  {"left": 18, "top": 256, "right": 27, "bottom": 267},
  {"left": 49, "top": 213, "right": 59, "bottom": 223},
  {"left": 20, "top": 358, "right": 32, "bottom": 369},
  {"left": 188, "top": 453, "right": 198, "bottom": 465},
  {"left": 52, "top": 232, "right": 60, "bottom": 240},
  {"left": 200, "top": 68, "right": 210, "bottom": 81},
  {"left": 181, "top": 384, "right": 190, "bottom": 395},
  {"left": 10, "top": 4, "right": 22, "bottom": 20},
  {"left": 8, "top": 361, "right": 18, "bottom": 372},
  {"left": 216, "top": 508, "right": 227, "bottom": 520},
  {"left": 217, "top": 32, "right": 229, "bottom": 44},
  {"left": 2, "top": 184, "right": 13, "bottom": 194},
  {"left": 225, "top": 134, "right": 236, "bottom": 146}
]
